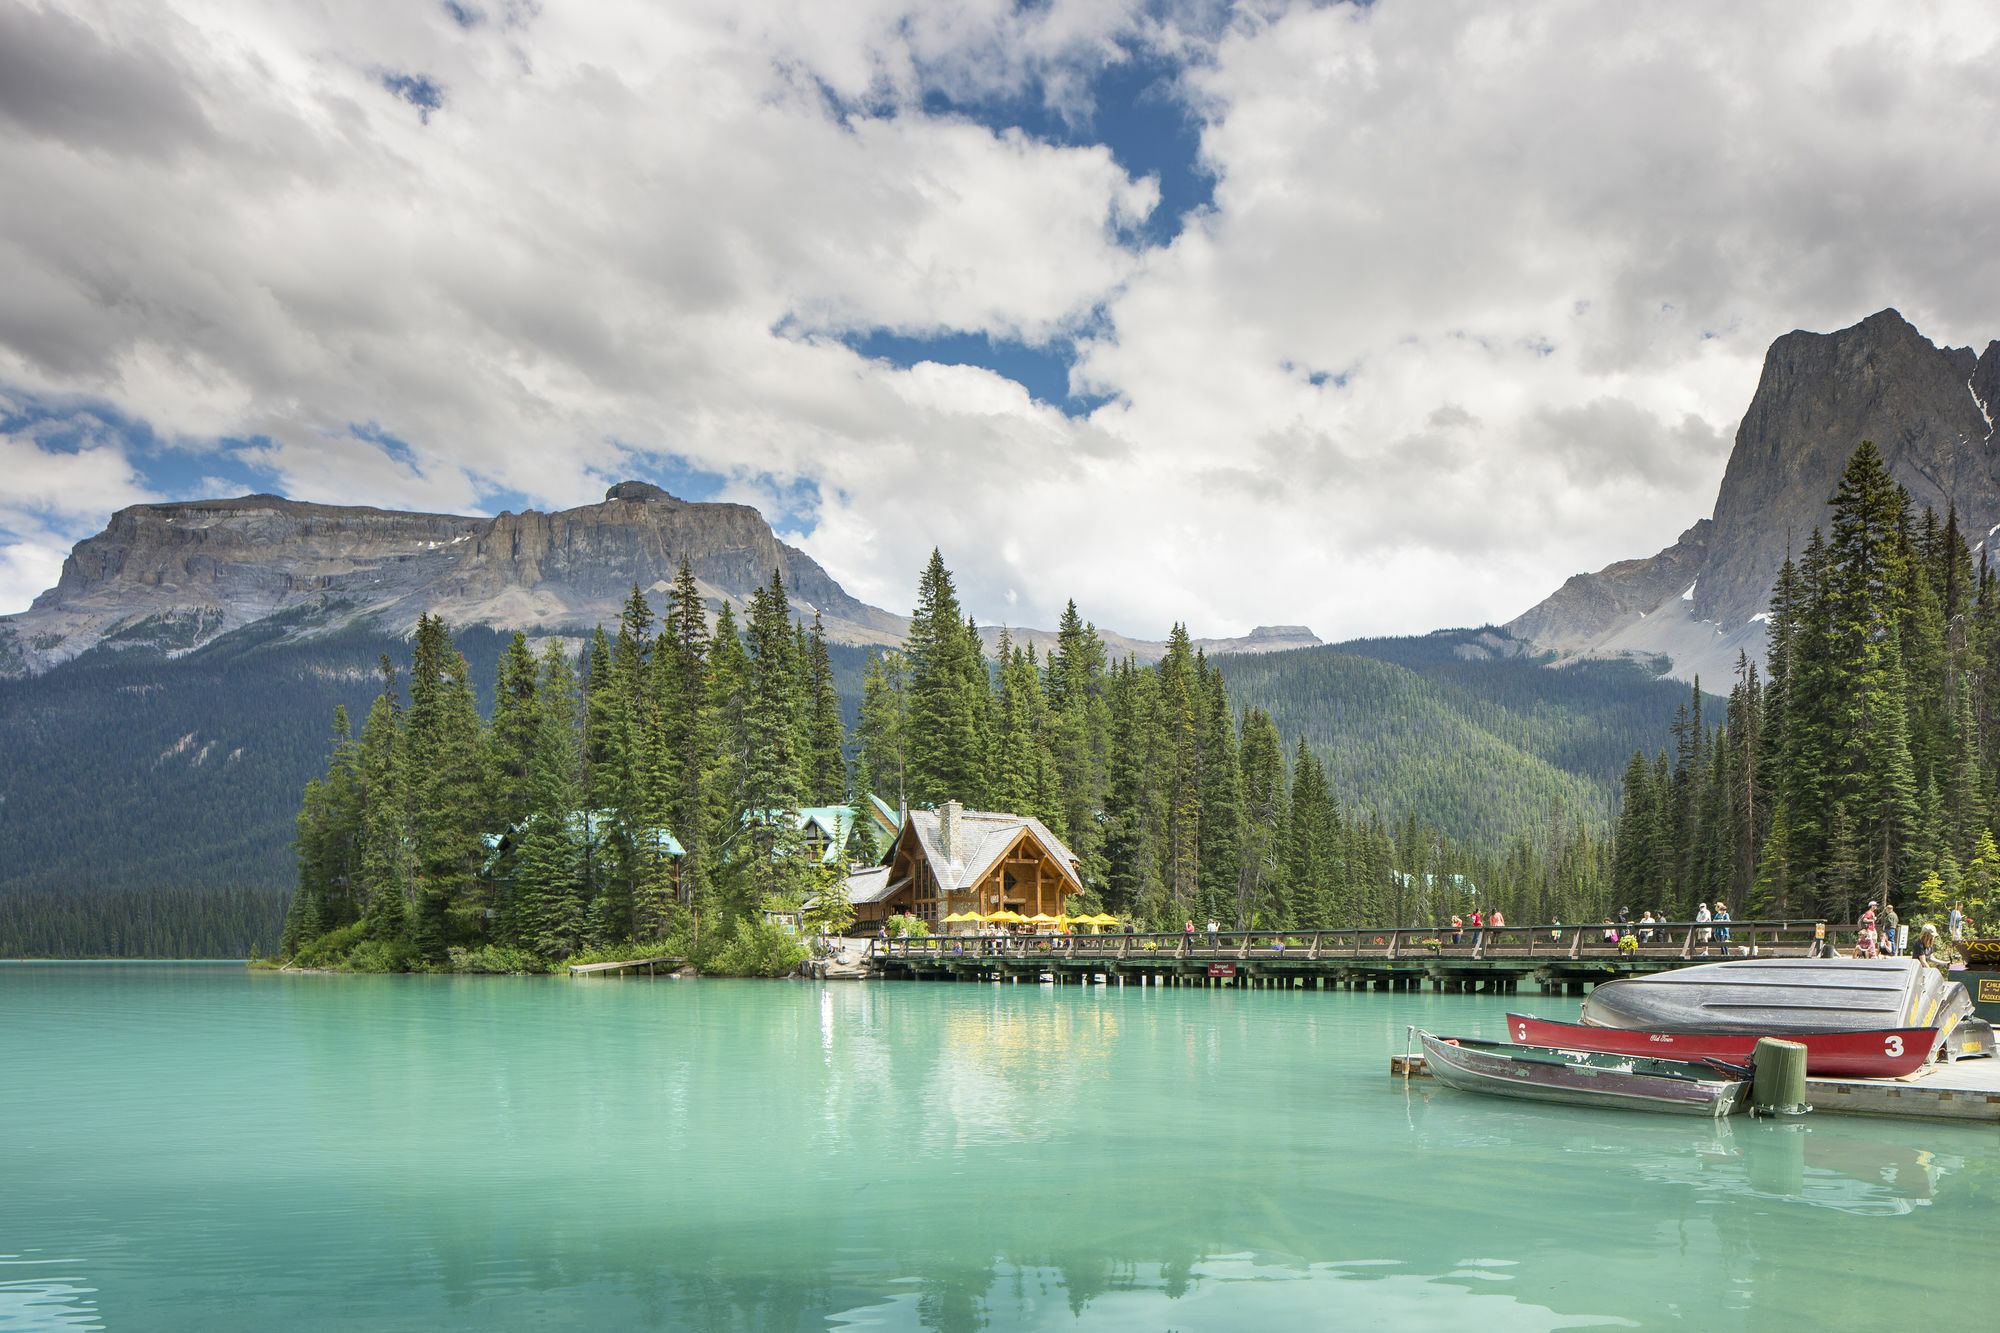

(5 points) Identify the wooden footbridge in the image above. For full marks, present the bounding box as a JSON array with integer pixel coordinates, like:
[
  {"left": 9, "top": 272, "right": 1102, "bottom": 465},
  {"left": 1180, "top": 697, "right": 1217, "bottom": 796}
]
[{"left": 870, "top": 919, "right": 1836, "bottom": 995}]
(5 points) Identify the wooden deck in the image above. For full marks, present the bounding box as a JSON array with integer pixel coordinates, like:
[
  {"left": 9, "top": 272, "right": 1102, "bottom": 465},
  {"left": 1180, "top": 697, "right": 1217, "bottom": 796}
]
[
  {"left": 1392, "top": 1050, "right": 2000, "bottom": 1124},
  {"left": 567, "top": 955, "right": 684, "bottom": 976},
  {"left": 870, "top": 920, "right": 1832, "bottom": 994}
]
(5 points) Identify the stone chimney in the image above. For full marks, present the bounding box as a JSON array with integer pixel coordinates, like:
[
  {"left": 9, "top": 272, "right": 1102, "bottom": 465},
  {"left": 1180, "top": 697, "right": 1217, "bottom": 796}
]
[{"left": 939, "top": 800, "right": 962, "bottom": 861}]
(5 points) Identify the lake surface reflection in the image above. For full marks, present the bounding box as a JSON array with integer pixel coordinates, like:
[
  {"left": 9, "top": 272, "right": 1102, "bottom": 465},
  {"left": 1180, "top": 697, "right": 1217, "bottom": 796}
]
[{"left": 3, "top": 964, "right": 1995, "bottom": 1330}]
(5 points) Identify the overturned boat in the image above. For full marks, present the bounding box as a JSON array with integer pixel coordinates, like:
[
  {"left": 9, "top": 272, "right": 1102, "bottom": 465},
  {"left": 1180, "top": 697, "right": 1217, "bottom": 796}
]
[
  {"left": 1506, "top": 1011, "right": 1943, "bottom": 1077},
  {"left": 1573, "top": 957, "right": 1990, "bottom": 1070},
  {"left": 1415, "top": 1029, "right": 1750, "bottom": 1117}
]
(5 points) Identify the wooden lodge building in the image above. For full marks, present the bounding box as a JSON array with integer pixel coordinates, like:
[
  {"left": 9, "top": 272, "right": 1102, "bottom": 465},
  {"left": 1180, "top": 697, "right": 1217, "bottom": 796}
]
[{"left": 846, "top": 801, "right": 1083, "bottom": 932}]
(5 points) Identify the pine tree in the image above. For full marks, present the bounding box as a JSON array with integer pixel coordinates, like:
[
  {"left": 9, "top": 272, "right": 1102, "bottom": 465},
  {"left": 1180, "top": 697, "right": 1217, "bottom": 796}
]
[
  {"left": 856, "top": 648, "right": 909, "bottom": 810},
  {"left": 515, "top": 642, "right": 587, "bottom": 958},
  {"left": 404, "top": 617, "right": 486, "bottom": 961},
  {"left": 486, "top": 632, "right": 540, "bottom": 839},
  {"left": 1236, "top": 708, "right": 1286, "bottom": 928},
  {"left": 1197, "top": 663, "right": 1242, "bottom": 928},
  {"left": 905, "top": 550, "right": 987, "bottom": 807},
  {"left": 657, "top": 556, "right": 711, "bottom": 908},
  {"left": 804, "top": 613, "right": 847, "bottom": 806},
  {"left": 356, "top": 656, "right": 413, "bottom": 944}
]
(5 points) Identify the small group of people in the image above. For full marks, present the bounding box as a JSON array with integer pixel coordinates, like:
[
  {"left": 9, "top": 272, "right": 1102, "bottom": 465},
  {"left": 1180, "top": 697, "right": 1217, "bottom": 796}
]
[
  {"left": 1445, "top": 908, "right": 1504, "bottom": 946},
  {"left": 1602, "top": 903, "right": 1732, "bottom": 951},
  {"left": 1693, "top": 901, "right": 1732, "bottom": 954},
  {"left": 1856, "top": 900, "right": 1902, "bottom": 958}
]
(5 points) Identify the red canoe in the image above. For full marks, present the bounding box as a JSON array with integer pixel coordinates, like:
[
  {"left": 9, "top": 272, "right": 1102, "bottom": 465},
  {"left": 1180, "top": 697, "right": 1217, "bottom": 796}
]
[{"left": 1504, "top": 1012, "right": 1943, "bottom": 1078}]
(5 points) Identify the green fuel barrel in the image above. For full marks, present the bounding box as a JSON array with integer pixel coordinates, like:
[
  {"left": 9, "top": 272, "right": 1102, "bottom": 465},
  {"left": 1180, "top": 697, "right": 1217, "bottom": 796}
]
[{"left": 1751, "top": 1038, "right": 1811, "bottom": 1116}]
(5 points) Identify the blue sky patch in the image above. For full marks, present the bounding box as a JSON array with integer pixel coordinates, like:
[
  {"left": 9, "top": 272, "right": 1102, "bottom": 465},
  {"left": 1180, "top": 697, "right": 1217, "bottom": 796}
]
[
  {"left": 919, "top": 42, "right": 1211, "bottom": 250},
  {"left": 380, "top": 71, "right": 445, "bottom": 123},
  {"left": 841, "top": 328, "right": 1115, "bottom": 416}
]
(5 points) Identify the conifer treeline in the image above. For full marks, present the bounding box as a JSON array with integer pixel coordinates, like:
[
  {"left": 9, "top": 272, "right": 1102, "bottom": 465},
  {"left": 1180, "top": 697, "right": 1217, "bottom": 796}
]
[
  {"left": 1612, "top": 441, "right": 2000, "bottom": 930},
  {"left": 286, "top": 549, "right": 1616, "bottom": 969}
]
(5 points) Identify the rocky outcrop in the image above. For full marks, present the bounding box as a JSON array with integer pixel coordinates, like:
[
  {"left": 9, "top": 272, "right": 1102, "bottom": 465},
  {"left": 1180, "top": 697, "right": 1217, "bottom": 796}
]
[
  {"left": 1698, "top": 309, "right": 2000, "bottom": 629},
  {"left": 2, "top": 483, "right": 1324, "bottom": 676},
  {"left": 1, "top": 484, "right": 905, "bottom": 674},
  {"left": 1510, "top": 310, "right": 2000, "bottom": 682},
  {"left": 1508, "top": 521, "right": 1710, "bottom": 655},
  {"left": 980, "top": 621, "right": 1325, "bottom": 663}
]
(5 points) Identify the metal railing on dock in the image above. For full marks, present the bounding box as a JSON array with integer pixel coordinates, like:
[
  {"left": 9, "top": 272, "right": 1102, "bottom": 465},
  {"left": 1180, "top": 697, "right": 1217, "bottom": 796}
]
[
  {"left": 866, "top": 920, "right": 1843, "bottom": 991},
  {"left": 871, "top": 919, "right": 1831, "bottom": 965}
]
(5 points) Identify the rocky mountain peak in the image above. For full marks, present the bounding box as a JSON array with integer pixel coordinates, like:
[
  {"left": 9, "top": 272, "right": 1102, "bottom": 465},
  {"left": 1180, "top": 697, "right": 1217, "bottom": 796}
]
[
  {"left": 1509, "top": 308, "right": 2000, "bottom": 683},
  {"left": 1697, "top": 306, "right": 1999, "bottom": 629},
  {"left": 604, "top": 480, "right": 682, "bottom": 505}
]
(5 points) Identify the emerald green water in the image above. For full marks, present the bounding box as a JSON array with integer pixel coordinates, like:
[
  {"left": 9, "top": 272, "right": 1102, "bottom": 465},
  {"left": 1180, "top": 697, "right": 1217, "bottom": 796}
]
[{"left": 3, "top": 967, "right": 1996, "bottom": 1330}]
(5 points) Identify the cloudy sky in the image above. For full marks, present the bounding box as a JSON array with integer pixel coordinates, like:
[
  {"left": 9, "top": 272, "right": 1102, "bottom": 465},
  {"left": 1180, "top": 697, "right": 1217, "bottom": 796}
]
[{"left": 4, "top": 0, "right": 1999, "bottom": 639}]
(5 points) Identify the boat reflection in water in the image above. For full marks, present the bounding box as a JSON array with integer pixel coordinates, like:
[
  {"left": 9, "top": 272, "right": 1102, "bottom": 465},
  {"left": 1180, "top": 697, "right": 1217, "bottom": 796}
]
[
  {"left": 1404, "top": 1085, "right": 1964, "bottom": 1217},
  {"left": 1644, "top": 1121, "right": 1965, "bottom": 1216}
]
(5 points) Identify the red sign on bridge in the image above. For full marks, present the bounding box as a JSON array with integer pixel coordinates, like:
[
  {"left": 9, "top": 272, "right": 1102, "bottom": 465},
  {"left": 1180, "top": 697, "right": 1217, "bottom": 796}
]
[{"left": 1208, "top": 963, "right": 1236, "bottom": 978}]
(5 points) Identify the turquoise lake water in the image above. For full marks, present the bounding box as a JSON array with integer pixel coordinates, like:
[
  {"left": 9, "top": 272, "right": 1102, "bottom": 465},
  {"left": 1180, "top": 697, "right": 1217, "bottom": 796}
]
[{"left": 3, "top": 965, "right": 1996, "bottom": 1331}]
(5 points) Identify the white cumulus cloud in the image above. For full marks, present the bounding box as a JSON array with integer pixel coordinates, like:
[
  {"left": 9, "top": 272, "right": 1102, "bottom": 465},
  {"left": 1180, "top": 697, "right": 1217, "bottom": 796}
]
[{"left": 2, "top": 0, "right": 1999, "bottom": 637}]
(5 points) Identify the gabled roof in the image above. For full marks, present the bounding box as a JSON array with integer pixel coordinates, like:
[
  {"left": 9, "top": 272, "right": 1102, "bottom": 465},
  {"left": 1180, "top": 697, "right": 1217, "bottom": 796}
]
[
  {"left": 842, "top": 864, "right": 899, "bottom": 904},
  {"left": 746, "top": 806, "right": 859, "bottom": 863},
  {"left": 867, "top": 793, "right": 902, "bottom": 837},
  {"left": 902, "top": 807, "right": 1082, "bottom": 893}
]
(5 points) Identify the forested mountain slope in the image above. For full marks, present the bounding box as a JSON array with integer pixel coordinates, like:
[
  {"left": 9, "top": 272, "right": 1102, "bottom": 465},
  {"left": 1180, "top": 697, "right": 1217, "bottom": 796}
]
[
  {"left": 0, "top": 619, "right": 868, "bottom": 899},
  {"left": 1216, "top": 628, "right": 1711, "bottom": 849}
]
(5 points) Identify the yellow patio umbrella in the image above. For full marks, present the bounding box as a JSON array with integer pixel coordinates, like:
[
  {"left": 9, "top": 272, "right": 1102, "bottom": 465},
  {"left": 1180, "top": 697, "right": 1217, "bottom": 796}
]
[
  {"left": 941, "top": 911, "right": 982, "bottom": 923},
  {"left": 985, "top": 909, "right": 1024, "bottom": 923},
  {"left": 1090, "top": 913, "right": 1121, "bottom": 928},
  {"left": 1026, "top": 913, "right": 1062, "bottom": 931}
]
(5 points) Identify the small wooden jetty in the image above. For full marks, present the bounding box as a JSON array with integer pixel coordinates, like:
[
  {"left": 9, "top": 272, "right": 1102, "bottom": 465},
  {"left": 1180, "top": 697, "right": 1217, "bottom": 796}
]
[
  {"left": 871, "top": 920, "right": 1831, "bottom": 993},
  {"left": 567, "top": 955, "right": 683, "bottom": 977},
  {"left": 1392, "top": 1051, "right": 2000, "bottom": 1124}
]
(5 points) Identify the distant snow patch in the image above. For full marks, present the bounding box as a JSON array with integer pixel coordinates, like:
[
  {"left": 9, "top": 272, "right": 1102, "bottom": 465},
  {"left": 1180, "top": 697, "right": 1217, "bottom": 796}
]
[
  {"left": 1749, "top": 612, "right": 1771, "bottom": 624},
  {"left": 1974, "top": 378, "right": 1994, "bottom": 432},
  {"left": 1682, "top": 580, "right": 1697, "bottom": 601}
]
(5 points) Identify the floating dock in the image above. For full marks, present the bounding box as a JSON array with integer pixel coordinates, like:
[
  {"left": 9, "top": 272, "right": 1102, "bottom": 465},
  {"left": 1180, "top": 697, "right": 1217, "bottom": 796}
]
[
  {"left": 1391, "top": 1052, "right": 2000, "bottom": 1124},
  {"left": 567, "top": 955, "right": 683, "bottom": 976}
]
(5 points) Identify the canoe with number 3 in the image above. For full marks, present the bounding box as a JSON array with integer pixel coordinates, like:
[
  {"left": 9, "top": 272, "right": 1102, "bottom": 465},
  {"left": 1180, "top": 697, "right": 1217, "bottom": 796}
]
[{"left": 1505, "top": 1011, "right": 1940, "bottom": 1077}]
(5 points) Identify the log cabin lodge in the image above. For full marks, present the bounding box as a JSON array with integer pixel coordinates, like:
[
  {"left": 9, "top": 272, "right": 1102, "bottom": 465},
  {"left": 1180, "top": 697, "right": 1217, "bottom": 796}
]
[{"left": 845, "top": 800, "right": 1084, "bottom": 932}]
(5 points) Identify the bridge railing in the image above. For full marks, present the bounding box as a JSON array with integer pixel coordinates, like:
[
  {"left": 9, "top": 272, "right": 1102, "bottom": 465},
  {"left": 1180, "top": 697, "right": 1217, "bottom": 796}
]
[{"left": 867, "top": 920, "right": 1836, "bottom": 963}]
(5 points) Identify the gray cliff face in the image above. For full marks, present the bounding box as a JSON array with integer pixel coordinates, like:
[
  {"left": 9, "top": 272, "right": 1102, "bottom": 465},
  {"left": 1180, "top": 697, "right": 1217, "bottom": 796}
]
[
  {"left": 1698, "top": 309, "right": 1999, "bottom": 628},
  {"left": 1507, "top": 521, "right": 1710, "bottom": 653},
  {"left": 1509, "top": 310, "right": 2000, "bottom": 683},
  {"left": 0, "top": 485, "right": 905, "bottom": 675},
  {"left": 0, "top": 484, "right": 1321, "bottom": 676}
]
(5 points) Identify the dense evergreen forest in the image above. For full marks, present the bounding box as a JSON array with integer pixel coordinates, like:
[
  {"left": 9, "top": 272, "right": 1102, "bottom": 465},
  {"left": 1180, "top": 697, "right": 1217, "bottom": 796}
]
[
  {"left": 1216, "top": 634, "right": 1699, "bottom": 849},
  {"left": 1611, "top": 441, "right": 2000, "bottom": 935},
  {"left": 276, "top": 551, "right": 1618, "bottom": 974},
  {"left": 0, "top": 886, "right": 290, "bottom": 958}
]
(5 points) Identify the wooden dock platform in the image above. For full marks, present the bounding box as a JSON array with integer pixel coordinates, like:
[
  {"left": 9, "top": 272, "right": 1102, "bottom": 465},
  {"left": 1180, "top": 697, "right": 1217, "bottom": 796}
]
[
  {"left": 1391, "top": 1052, "right": 2000, "bottom": 1124},
  {"left": 872, "top": 920, "right": 1833, "bottom": 993},
  {"left": 567, "top": 955, "right": 683, "bottom": 977}
]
